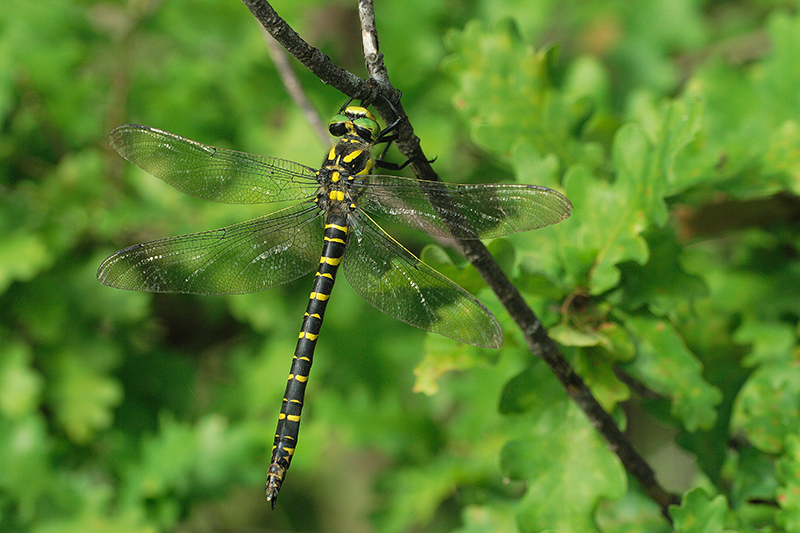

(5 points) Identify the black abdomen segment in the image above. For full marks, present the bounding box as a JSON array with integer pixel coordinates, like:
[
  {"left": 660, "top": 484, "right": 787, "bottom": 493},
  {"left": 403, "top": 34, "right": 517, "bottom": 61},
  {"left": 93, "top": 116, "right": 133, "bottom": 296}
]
[{"left": 265, "top": 212, "right": 349, "bottom": 507}]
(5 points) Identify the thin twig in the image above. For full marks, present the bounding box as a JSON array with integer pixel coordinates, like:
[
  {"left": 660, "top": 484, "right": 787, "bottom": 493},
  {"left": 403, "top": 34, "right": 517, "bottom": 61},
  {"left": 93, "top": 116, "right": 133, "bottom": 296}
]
[
  {"left": 242, "top": 0, "right": 375, "bottom": 102},
  {"left": 262, "top": 31, "right": 329, "bottom": 146},
  {"left": 358, "top": 0, "right": 389, "bottom": 90},
  {"left": 241, "top": 0, "right": 681, "bottom": 518}
]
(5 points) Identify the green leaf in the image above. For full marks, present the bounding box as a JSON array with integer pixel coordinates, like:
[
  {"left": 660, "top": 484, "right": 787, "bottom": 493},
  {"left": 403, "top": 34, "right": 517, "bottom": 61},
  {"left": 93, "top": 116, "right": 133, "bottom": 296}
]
[
  {"left": 622, "top": 315, "right": 721, "bottom": 431},
  {"left": 575, "top": 346, "right": 633, "bottom": 412},
  {"left": 762, "top": 12, "right": 800, "bottom": 124},
  {"left": 761, "top": 120, "right": 800, "bottom": 196},
  {"left": 0, "top": 414, "right": 53, "bottom": 522},
  {"left": 596, "top": 489, "right": 674, "bottom": 533},
  {"left": 549, "top": 322, "right": 635, "bottom": 411},
  {"left": 443, "top": 19, "right": 600, "bottom": 169},
  {"left": 727, "top": 444, "right": 779, "bottom": 509},
  {"left": 549, "top": 323, "right": 608, "bottom": 347},
  {"left": 414, "top": 335, "right": 487, "bottom": 395},
  {"left": 377, "top": 458, "right": 478, "bottom": 533},
  {"left": 33, "top": 506, "right": 156, "bottom": 533},
  {"left": 558, "top": 157, "right": 650, "bottom": 294},
  {"left": 375, "top": 349, "right": 524, "bottom": 533},
  {"left": 614, "top": 226, "right": 708, "bottom": 316},
  {"left": 734, "top": 320, "right": 797, "bottom": 366},
  {"left": 0, "top": 232, "right": 52, "bottom": 295},
  {"left": 670, "top": 488, "right": 730, "bottom": 533},
  {"left": 499, "top": 361, "right": 567, "bottom": 416},
  {"left": 512, "top": 140, "right": 563, "bottom": 191},
  {"left": 45, "top": 345, "right": 123, "bottom": 444},
  {"left": 626, "top": 95, "right": 705, "bottom": 197},
  {"left": 554, "top": 109, "right": 700, "bottom": 294},
  {"left": 127, "top": 414, "right": 198, "bottom": 505},
  {"left": 777, "top": 434, "right": 800, "bottom": 532},
  {"left": 501, "top": 400, "right": 627, "bottom": 533},
  {"left": 731, "top": 362, "right": 800, "bottom": 454},
  {"left": 0, "top": 340, "right": 43, "bottom": 418},
  {"left": 455, "top": 504, "right": 520, "bottom": 533}
]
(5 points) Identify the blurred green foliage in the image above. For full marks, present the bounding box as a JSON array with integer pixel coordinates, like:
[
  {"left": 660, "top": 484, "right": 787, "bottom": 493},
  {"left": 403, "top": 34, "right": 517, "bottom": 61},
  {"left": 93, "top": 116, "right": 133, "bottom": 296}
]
[{"left": 2, "top": 0, "right": 800, "bottom": 531}]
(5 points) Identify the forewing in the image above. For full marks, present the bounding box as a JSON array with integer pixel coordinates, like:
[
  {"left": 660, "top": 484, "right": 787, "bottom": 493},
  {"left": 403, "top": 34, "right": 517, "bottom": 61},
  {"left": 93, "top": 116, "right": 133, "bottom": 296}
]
[
  {"left": 355, "top": 175, "right": 572, "bottom": 239},
  {"left": 343, "top": 212, "right": 502, "bottom": 349},
  {"left": 98, "top": 203, "right": 323, "bottom": 294},
  {"left": 109, "top": 125, "right": 319, "bottom": 204}
]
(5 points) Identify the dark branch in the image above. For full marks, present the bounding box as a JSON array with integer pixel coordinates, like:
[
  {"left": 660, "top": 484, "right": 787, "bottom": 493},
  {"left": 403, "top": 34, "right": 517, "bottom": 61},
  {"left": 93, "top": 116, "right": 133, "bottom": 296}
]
[
  {"left": 242, "top": 0, "right": 681, "bottom": 518},
  {"left": 354, "top": 2, "right": 680, "bottom": 515}
]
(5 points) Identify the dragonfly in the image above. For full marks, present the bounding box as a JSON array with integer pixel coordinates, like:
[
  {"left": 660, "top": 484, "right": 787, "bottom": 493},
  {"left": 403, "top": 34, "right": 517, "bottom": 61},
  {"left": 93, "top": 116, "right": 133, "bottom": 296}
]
[{"left": 97, "top": 104, "right": 572, "bottom": 507}]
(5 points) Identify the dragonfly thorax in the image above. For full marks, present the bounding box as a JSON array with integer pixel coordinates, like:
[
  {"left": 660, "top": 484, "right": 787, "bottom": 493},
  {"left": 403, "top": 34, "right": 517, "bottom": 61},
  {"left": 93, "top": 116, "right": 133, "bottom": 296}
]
[{"left": 315, "top": 121, "right": 377, "bottom": 214}]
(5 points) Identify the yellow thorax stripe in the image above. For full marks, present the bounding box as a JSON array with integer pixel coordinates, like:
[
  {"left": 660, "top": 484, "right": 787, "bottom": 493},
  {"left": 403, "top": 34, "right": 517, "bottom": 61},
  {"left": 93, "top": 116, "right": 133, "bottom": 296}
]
[
  {"left": 342, "top": 150, "right": 362, "bottom": 163},
  {"left": 356, "top": 159, "right": 374, "bottom": 176}
]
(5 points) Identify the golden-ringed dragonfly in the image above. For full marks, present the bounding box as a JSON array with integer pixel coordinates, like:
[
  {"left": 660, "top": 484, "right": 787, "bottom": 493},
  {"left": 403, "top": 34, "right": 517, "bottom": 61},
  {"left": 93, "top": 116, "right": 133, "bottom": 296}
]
[{"left": 97, "top": 104, "right": 572, "bottom": 507}]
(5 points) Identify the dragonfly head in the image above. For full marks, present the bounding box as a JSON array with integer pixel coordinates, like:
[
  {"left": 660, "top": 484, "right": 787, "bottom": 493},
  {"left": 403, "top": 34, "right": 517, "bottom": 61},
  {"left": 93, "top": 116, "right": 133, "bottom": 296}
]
[{"left": 328, "top": 106, "right": 381, "bottom": 144}]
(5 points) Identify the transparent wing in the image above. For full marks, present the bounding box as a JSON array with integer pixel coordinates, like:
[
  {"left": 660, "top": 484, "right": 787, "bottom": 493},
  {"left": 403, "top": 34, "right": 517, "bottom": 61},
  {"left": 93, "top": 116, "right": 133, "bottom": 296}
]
[
  {"left": 343, "top": 211, "right": 502, "bottom": 349},
  {"left": 98, "top": 203, "right": 323, "bottom": 294},
  {"left": 109, "top": 125, "right": 320, "bottom": 204},
  {"left": 355, "top": 175, "right": 572, "bottom": 239}
]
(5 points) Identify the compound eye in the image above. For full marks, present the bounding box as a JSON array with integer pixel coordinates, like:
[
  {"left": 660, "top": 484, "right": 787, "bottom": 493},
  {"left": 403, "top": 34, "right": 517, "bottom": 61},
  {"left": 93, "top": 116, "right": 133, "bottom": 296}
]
[
  {"left": 352, "top": 117, "right": 380, "bottom": 142},
  {"left": 328, "top": 114, "right": 349, "bottom": 136}
]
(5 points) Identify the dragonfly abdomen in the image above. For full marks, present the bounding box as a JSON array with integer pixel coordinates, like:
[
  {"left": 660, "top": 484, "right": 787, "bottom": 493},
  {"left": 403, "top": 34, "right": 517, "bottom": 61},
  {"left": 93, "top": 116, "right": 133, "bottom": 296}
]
[{"left": 265, "top": 211, "right": 350, "bottom": 507}]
